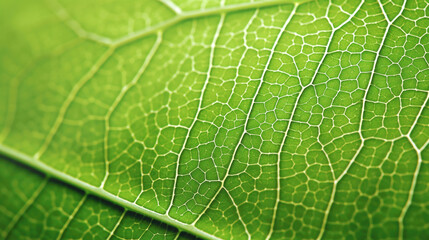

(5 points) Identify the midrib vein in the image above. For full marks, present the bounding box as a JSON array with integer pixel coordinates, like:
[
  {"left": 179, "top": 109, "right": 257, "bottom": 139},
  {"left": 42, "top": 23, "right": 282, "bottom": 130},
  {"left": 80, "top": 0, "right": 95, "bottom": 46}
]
[{"left": 0, "top": 144, "right": 220, "bottom": 240}]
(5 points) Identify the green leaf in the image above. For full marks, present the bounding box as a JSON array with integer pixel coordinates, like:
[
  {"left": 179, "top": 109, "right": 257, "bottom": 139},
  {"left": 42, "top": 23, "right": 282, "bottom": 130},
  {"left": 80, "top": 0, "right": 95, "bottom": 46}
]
[{"left": 1, "top": 0, "right": 428, "bottom": 239}]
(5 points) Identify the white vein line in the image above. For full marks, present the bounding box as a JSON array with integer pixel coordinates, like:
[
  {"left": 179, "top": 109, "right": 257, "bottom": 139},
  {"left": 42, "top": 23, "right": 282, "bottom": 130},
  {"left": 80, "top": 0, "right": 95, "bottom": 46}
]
[
  {"left": 407, "top": 91, "right": 429, "bottom": 137},
  {"left": 398, "top": 137, "right": 429, "bottom": 240},
  {"left": 223, "top": 8, "right": 259, "bottom": 107},
  {"left": 188, "top": 8, "right": 260, "bottom": 225},
  {"left": 100, "top": 32, "right": 163, "bottom": 189},
  {"left": 193, "top": 3, "right": 297, "bottom": 226},
  {"left": 399, "top": 93, "right": 429, "bottom": 240},
  {"left": 34, "top": 47, "right": 115, "bottom": 160},
  {"left": 132, "top": 32, "right": 163, "bottom": 200},
  {"left": 49, "top": 0, "right": 308, "bottom": 46},
  {"left": 0, "top": 145, "right": 221, "bottom": 240},
  {"left": 273, "top": 20, "right": 334, "bottom": 240},
  {"left": 318, "top": 1, "right": 408, "bottom": 239},
  {"left": 266, "top": 0, "right": 365, "bottom": 237},
  {"left": 106, "top": 210, "right": 127, "bottom": 240},
  {"left": 224, "top": 188, "right": 251, "bottom": 239},
  {"left": 0, "top": 70, "right": 25, "bottom": 143},
  {"left": 137, "top": 219, "right": 153, "bottom": 240},
  {"left": 158, "top": 0, "right": 182, "bottom": 14},
  {"left": 112, "top": 0, "right": 309, "bottom": 47},
  {"left": 2, "top": 177, "right": 48, "bottom": 239},
  {"left": 166, "top": 13, "right": 225, "bottom": 214},
  {"left": 47, "top": 0, "right": 113, "bottom": 45},
  {"left": 264, "top": 4, "right": 305, "bottom": 239},
  {"left": 335, "top": 0, "right": 407, "bottom": 184},
  {"left": 173, "top": 230, "right": 181, "bottom": 240},
  {"left": 56, "top": 194, "right": 88, "bottom": 240},
  {"left": 0, "top": 39, "right": 82, "bottom": 144},
  {"left": 312, "top": 1, "right": 366, "bottom": 238}
]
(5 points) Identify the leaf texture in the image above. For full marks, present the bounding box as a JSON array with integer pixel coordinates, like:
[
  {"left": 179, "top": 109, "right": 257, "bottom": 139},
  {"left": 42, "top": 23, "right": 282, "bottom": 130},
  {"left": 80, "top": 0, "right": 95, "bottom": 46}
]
[{"left": 0, "top": 0, "right": 428, "bottom": 239}]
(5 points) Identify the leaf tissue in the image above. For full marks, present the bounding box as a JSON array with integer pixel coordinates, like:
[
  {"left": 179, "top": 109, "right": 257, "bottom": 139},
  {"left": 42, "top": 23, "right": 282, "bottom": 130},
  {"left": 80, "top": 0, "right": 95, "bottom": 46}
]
[{"left": 0, "top": 0, "right": 428, "bottom": 239}]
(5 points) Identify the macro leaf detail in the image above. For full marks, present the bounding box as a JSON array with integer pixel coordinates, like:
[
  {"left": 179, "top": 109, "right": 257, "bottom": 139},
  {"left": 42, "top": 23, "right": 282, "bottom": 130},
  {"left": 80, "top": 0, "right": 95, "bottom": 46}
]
[{"left": 0, "top": 0, "right": 428, "bottom": 239}]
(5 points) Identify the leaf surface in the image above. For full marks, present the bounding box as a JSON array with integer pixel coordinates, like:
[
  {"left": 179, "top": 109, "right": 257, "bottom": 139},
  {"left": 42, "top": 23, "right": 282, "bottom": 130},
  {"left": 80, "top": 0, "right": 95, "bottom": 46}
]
[{"left": 0, "top": 0, "right": 428, "bottom": 239}]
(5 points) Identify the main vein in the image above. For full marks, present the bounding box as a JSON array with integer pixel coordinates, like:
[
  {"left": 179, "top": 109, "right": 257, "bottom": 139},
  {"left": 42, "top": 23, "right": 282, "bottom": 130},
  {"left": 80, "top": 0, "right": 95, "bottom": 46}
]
[{"left": 0, "top": 145, "right": 220, "bottom": 240}]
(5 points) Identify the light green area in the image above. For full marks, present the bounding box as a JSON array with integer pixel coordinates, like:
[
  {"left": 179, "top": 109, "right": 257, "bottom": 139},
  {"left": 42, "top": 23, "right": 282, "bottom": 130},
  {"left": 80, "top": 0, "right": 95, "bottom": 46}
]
[{"left": 0, "top": 0, "right": 428, "bottom": 239}]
